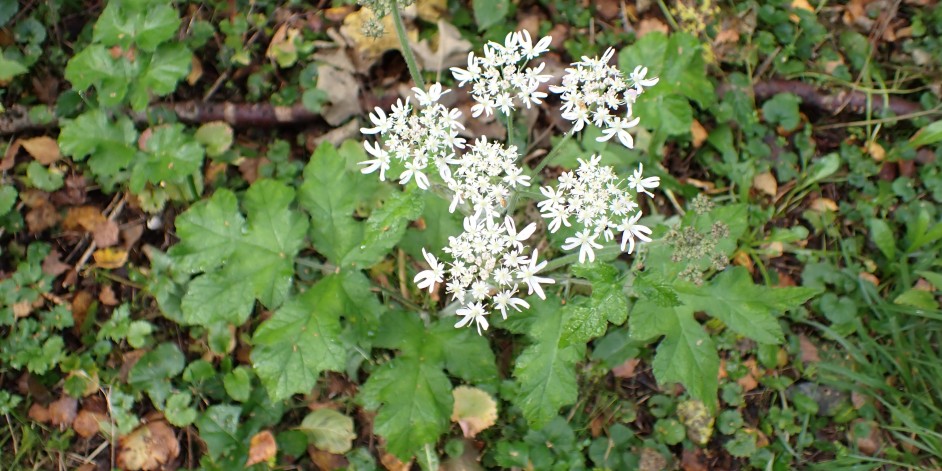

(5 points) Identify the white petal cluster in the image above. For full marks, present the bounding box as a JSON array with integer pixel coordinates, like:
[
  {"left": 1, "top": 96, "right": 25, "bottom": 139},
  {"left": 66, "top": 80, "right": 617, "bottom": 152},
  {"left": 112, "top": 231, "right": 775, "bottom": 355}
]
[
  {"left": 538, "top": 155, "right": 659, "bottom": 263},
  {"left": 414, "top": 212, "right": 554, "bottom": 335},
  {"left": 450, "top": 30, "right": 553, "bottom": 118},
  {"left": 359, "top": 83, "right": 466, "bottom": 189},
  {"left": 549, "top": 48, "right": 659, "bottom": 148},
  {"left": 443, "top": 137, "right": 531, "bottom": 217}
]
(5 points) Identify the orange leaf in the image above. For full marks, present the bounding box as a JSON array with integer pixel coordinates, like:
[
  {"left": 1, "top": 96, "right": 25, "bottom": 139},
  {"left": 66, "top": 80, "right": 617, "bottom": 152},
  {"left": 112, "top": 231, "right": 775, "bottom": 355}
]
[
  {"left": 20, "top": 136, "right": 61, "bottom": 165},
  {"left": 93, "top": 248, "right": 128, "bottom": 269},
  {"left": 246, "top": 430, "right": 278, "bottom": 467}
]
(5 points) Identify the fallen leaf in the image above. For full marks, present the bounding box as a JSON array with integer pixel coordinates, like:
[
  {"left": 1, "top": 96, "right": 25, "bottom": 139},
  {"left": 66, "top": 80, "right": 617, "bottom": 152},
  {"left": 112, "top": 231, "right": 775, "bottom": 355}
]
[
  {"left": 93, "top": 220, "right": 120, "bottom": 248},
  {"left": 799, "top": 334, "right": 821, "bottom": 363},
  {"left": 49, "top": 395, "right": 78, "bottom": 429},
  {"left": 379, "top": 449, "right": 412, "bottom": 471},
  {"left": 267, "top": 24, "right": 301, "bottom": 68},
  {"left": 63, "top": 206, "right": 106, "bottom": 232},
  {"left": 714, "top": 28, "right": 740, "bottom": 45},
  {"left": 858, "top": 272, "right": 880, "bottom": 287},
  {"left": 71, "top": 290, "right": 94, "bottom": 329},
  {"left": 93, "top": 248, "right": 129, "bottom": 269},
  {"left": 122, "top": 222, "right": 145, "bottom": 250},
  {"left": 732, "top": 250, "right": 754, "bottom": 273},
  {"left": 300, "top": 408, "right": 357, "bottom": 454},
  {"left": 681, "top": 447, "right": 709, "bottom": 471},
  {"left": 637, "top": 17, "right": 669, "bottom": 37},
  {"left": 25, "top": 199, "right": 59, "bottom": 234},
  {"left": 1, "top": 138, "right": 20, "bottom": 171},
  {"left": 28, "top": 403, "right": 51, "bottom": 423},
  {"left": 246, "top": 430, "right": 278, "bottom": 467},
  {"left": 20, "top": 136, "right": 61, "bottom": 165},
  {"left": 752, "top": 171, "right": 778, "bottom": 197},
  {"left": 848, "top": 419, "right": 883, "bottom": 455},
  {"left": 99, "top": 284, "right": 119, "bottom": 306},
  {"left": 451, "top": 386, "right": 498, "bottom": 438},
  {"left": 13, "top": 301, "right": 32, "bottom": 319},
  {"left": 690, "top": 120, "right": 708, "bottom": 148},
  {"left": 612, "top": 358, "right": 641, "bottom": 379},
  {"left": 809, "top": 197, "right": 838, "bottom": 212},
  {"left": 317, "top": 65, "right": 361, "bottom": 126},
  {"left": 413, "top": 20, "right": 472, "bottom": 73},
  {"left": 73, "top": 409, "right": 108, "bottom": 438},
  {"left": 340, "top": 7, "right": 413, "bottom": 61},
  {"left": 117, "top": 420, "right": 180, "bottom": 471},
  {"left": 440, "top": 438, "right": 484, "bottom": 471},
  {"left": 677, "top": 400, "right": 714, "bottom": 446},
  {"left": 309, "top": 447, "right": 349, "bottom": 470},
  {"left": 763, "top": 241, "right": 784, "bottom": 258},
  {"left": 416, "top": 0, "right": 446, "bottom": 22},
  {"left": 42, "top": 249, "right": 71, "bottom": 277},
  {"left": 187, "top": 56, "right": 203, "bottom": 85},
  {"left": 866, "top": 141, "right": 886, "bottom": 161},
  {"left": 789, "top": 0, "right": 814, "bottom": 22},
  {"left": 639, "top": 447, "right": 667, "bottom": 471}
]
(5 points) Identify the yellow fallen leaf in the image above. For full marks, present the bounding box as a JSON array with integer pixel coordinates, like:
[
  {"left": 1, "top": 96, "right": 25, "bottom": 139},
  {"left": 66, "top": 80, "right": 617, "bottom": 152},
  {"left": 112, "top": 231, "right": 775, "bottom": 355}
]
[
  {"left": 790, "top": 0, "right": 814, "bottom": 22},
  {"left": 752, "top": 171, "right": 778, "bottom": 197},
  {"left": 866, "top": 141, "right": 885, "bottom": 161},
  {"left": 246, "top": 430, "right": 278, "bottom": 467},
  {"left": 117, "top": 421, "right": 179, "bottom": 471},
  {"left": 20, "top": 136, "right": 61, "bottom": 165},
  {"left": 690, "top": 119, "right": 708, "bottom": 148},
  {"left": 94, "top": 248, "right": 128, "bottom": 269},
  {"left": 451, "top": 386, "right": 497, "bottom": 438},
  {"left": 809, "top": 197, "right": 838, "bottom": 212}
]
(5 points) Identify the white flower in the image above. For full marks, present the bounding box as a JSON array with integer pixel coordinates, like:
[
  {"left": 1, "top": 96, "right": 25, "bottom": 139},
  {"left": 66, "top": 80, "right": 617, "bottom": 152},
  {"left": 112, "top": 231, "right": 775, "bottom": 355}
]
[
  {"left": 619, "top": 211, "right": 653, "bottom": 254},
  {"left": 443, "top": 138, "right": 527, "bottom": 216},
  {"left": 597, "top": 116, "right": 641, "bottom": 148},
  {"left": 517, "top": 249, "right": 554, "bottom": 300},
  {"left": 562, "top": 229, "right": 603, "bottom": 264},
  {"left": 455, "top": 302, "right": 490, "bottom": 335},
  {"left": 626, "top": 163, "right": 660, "bottom": 197},
  {"left": 414, "top": 248, "right": 445, "bottom": 292},
  {"left": 359, "top": 141, "right": 390, "bottom": 180},
  {"left": 493, "top": 289, "right": 529, "bottom": 320},
  {"left": 504, "top": 216, "right": 536, "bottom": 252},
  {"left": 630, "top": 65, "right": 659, "bottom": 92}
]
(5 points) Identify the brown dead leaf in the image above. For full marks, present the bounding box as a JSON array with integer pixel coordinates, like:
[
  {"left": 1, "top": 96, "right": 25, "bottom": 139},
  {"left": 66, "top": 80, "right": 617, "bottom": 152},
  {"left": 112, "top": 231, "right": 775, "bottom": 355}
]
[
  {"left": 123, "top": 222, "right": 145, "bottom": 250},
  {"left": 1, "top": 138, "right": 20, "bottom": 171},
  {"left": 379, "top": 450, "right": 412, "bottom": 471},
  {"left": 13, "top": 301, "right": 32, "bottom": 319},
  {"left": 681, "top": 448, "right": 708, "bottom": 471},
  {"left": 714, "top": 28, "right": 740, "bottom": 45},
  {"left": 309, "top": 447, "right": 349, "bottom": 470},
  {"left": 318, "top": 65, "right": 361, "bottom": 126},
  {"left": 637, "top": 17, "right": 669, "bottom": 38},
  {"left": 42, "top": 249, "right": 71, "bottom": 277},
  {"left": 416, "top": 0, "right": 446, "bottom": 22},
  {"left": 28, "top": 403, "right": 51, "bottom": 423},
  {"left": 753, "top": 171, "right": 778, "bottom": 197},
  {"left": 732, "top": 250, "right": 754, "bottom": 273},
  {"left": 49, "top": 395, "right": 78, "bottom": 429},
  {"left": 26, "top": 199, "right": 58, "bottom": 234},
  {"left": 99, "top": 284, "right": 119, "bottom": 306},
  {"left": 187, "top": 56, "right": 203, "bottom": 85},
  {"left": 690, "top": 120, "right": 708, "bottom": 148},
  {"left": 413, "top": 20, "right": 472, "bottom": 73},
  {"left": 809, "top": 197, "right": 838, "bottom": 212},
  {"left": 20, "top": 136, "right": 61, "bottom": 165},
  {"left": 117, "top": 420, "right": 180, "bottom": 471},
  {"left": 612, "top": 358, "right": 641, "bottom": 379},
  {"left": 340, "top": 7, "right": 413, "bottom": 61},
  {"left": 848, "top": 419, "right": 883, "bottom": 456},
  {"left": 93, "top": 220, "right": 120, "bottom": 248},
  {"left": 866, "top": 141, "right": 886, "bottom": 161},
  {"left": 266, "top": 24, "right": 301, "bottom": 67},
  {"left": 789, "top": 0, "right": 814, "bottom": 22},
  {"left": 204, "top": 161, "right": 228, "bottom": 184},
  {"left": 764, "top": 241, "right": 784, "bottom": 258},
  {"left": 238, "top": 157, "right": 268, "bottom": 184},
  {"left": 859, "top": 272, "right": 880, "bottom": 287},
  {"left": 93, "top": 248, "right": 129, "bottom": 270},
  {"left": 246, "top": 430, "right": 278, "bottom": 467},
  {"left": 73, "top": 409, "right": 107, "bottom": 438},
  {"left": 63, "top": 206, "right": 106, "bottom": 232},
  {"left": 799, "top": 334, "right": 821, "bottom": 363},
  {"left": 851, "top": 391, "right": 868, "bottom": 410},
  {"left": 72, "top": 290, "right": 94, "bottom": 329}
]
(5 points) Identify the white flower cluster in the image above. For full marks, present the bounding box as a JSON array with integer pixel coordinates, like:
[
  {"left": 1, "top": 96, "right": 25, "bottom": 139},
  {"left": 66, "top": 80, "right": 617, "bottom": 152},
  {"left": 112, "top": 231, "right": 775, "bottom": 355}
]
[
  {"left": 360, "top": 83, "right": 465, "bottom": 189},
  {"left": 549, "top": 47, "right": 659, "bottom": 148},
  {"left": 443, "top": 137, "right": 531, "bottom": 216},
  {"left": 414, "top": 212, "right": 554, "bottom": 335},
  {"left": 538, "top": 155, "right": 660, "bottom": 263},
  {"left": 450, "top": 30, "right": 553, "bottom": 118}
]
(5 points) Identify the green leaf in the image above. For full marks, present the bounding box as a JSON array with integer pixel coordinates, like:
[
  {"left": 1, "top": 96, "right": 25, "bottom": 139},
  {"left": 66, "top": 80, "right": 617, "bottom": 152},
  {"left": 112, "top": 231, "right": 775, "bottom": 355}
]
[
  {"left": 648, "top": 304, "right": 719, "bottom": 408},
  {"left": 0, "top": 186, "right": 17, "bottom": 216},
  {"left": 761, "top": 93, "right": 802, "bottom": 130},
  {"left": 359, "top": 356, "right": 453, "bottom": 460},
  {"left": 0, "top": 49, "right": 27, "bottom": 81},
  {"left": 25, "top": 161, "right": 64, "bottom": 191},
  {"left": 132, "top": 123, "right": 204, "bottom": 191},
  {"left": 164, "top": 392, "right": 197, "bottom": 427},
  {"left": 909, "top": 120, "right": 942, "bottom": 148},
  {"left": 128, "top": 342, "right": 185, "bottom": 406},
  {"left": 128, "top": 43, "right": 191, "bottom": 110},
  {"left": 196, "top": 405, "right": 244, "bottom": 461},
  {"left": 251, "top": 277, "right": 348, "bottom": 402},
  {"left": 676, "top": 268, "right": 793, "bottom": 344},
  {"left": 195, "top": 122, "right": 234, "bottom": 158},
  {"left": 619, "top": 32, "right": 714, "bottom": 108},
  {"left": 299, "top": 409, "right": 357, "bottom": 454},
  {"left": 635, "top": 94, "right": 693, "bottom": 136},
  {"left": 473, "top": 0, "right": 510, "bottom": 30},
  {"left": 512, "top": 295, "right": 584, "bottom": 429},
  {"left": 343, "top": 187, "right": 425, "bottom": 267},
  {"left": 93, "top": 2, "right": 181, "bottom": 52},
  {"left": 0, "top": 3, "right": 18, "bottom": 28},
  {"left": 223, "top": 367, "right": 252, "bottom": 403},
  {"left": 172, "top": 179, "right": 308, "bottom": 325},
  {"left": 58, "top": 110, "right": 138, "bottom": 178},
  {"left": 894, "top": 289, "right": 938, "bottom": 310},
  {"left": 63, "top": 44, "right": 131, "bottom": 108}
]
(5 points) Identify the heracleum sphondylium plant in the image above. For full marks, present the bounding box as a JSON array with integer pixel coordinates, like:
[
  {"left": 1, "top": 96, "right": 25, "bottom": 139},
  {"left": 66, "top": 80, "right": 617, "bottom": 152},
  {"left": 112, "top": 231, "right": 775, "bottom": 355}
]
[{"left": 360, "top": 31, "right": 660, "bottom": 334}]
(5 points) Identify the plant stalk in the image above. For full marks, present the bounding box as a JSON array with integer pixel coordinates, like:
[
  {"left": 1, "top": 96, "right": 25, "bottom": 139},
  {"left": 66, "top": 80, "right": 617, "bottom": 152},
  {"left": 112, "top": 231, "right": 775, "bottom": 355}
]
[{"left": 391, "top": 1, "right": 425, "bottom": 90}]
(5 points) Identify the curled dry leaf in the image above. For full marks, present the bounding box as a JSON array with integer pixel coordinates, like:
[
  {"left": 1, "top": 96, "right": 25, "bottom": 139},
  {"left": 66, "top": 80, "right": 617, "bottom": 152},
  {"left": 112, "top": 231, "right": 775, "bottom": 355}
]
[
  {"left": 451, "top": 386, "right": 498, "bottom": 438},
  {"left": 20, "top": 136, "right": 61, "bottom": 165},
  {"left": 246, "top": 430, "right": 278, "bottom": 467},
  {"left": 317, "top": 65, "right": 361, "bottom": 126},
  {"left": 71, "top": 290, "right": 94, "bottom": 329},
  {"left": 117, "top": 420, "right": 180, "bottom": 471},
  {"left": 42, "top": 249, "right": 71, "bottom": 277},
  {"left": 809, "top": 197, "right": 838, "bottom": 212},
  {"left": 99, "top": 284, "right": 119, "bottom": 306},
  {"left": 28, "top": 402, "right": 51, "bottom": 423},
  {"left": 26, "top": 199, "right": 59, "bottom": 234},
  {"left": 612, "top": 358, "right": 641, "bottom": 379},
  {"left": 752, "top": 171, "right": 778, "bottom": 197},
  {"left": 799, "top": 334, "right": 821, "bottom": 363},
  {"left": 637, "top": 18, "right": 669, "bottom": 38},
  {"left": 48, "top": 395, "right": 78, "bottom": 429},
  {"left": 690, "top": 120, "right": 708, "bottom": 148},
  {"left": 93, "top": 248, "right": 129, "bottom": 270},
  {"left": 63, "top": 206, "right": 106, "bottom": 232},
  {"left": 412, "top": 20, "right": 472, "bottom": 73},
  {"left": 73, "top": 409, "right": 108, "bottom": 438}
]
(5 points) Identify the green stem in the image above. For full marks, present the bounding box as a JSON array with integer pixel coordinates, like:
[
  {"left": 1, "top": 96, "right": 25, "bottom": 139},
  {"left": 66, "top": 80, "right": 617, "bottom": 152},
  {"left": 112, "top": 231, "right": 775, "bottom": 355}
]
[
  {"left": 529, "top": 130, "right": 575, "bottom": 177},
  {"left": 391, "top": 1, "right": 425, "bottom": 90},
  {"left": 541, "top": 244, "right": 623, "bottom": 273}
]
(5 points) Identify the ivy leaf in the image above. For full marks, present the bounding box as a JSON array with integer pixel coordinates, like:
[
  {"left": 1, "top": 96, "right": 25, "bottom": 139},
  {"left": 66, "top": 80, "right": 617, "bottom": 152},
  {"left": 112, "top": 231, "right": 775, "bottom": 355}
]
[
  {"left": 58, "top": 110, "right": 138, "bottom": 178},
  {"left": 677, "top": 267, "right": 819, "bottom": 345},
  {"left": 251, "top": 276, "right": 348, "bottom": 402},
  {"left": 512, "top": 295, "right": 584, "bottom": 429},
  {"left": 359, "top": 356, "right": 453, "bottom": 460},
  {"left": 171, "top": 180, "right": 308, "bottom": 326},
  {"left": 299, "top": 409, "right": 357, "bottom": 454}
]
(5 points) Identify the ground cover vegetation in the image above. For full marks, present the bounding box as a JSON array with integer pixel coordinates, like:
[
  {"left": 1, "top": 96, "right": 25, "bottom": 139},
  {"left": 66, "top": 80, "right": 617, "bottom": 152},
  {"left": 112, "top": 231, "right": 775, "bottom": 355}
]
[{"left": 0, "top": 0, "right": 941, "bottom": 469}]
